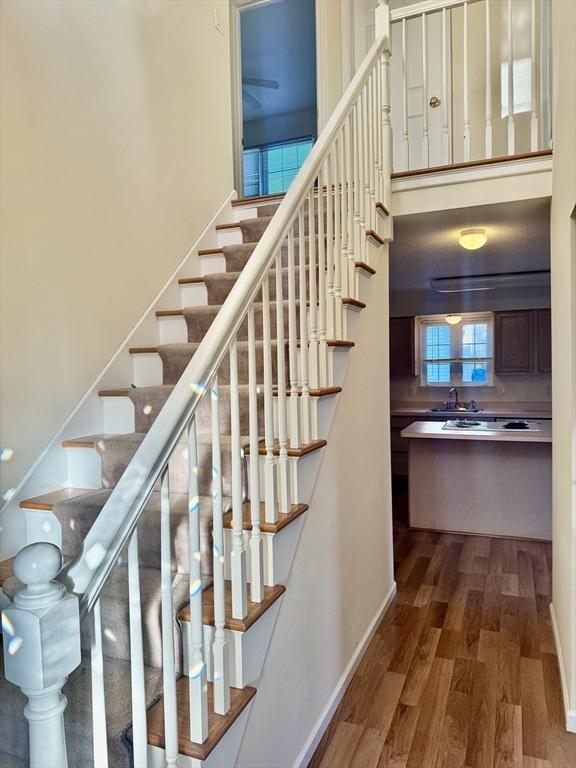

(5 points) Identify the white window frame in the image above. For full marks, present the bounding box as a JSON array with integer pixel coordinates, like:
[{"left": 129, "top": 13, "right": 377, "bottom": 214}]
[{"left": 416, "top": 312, "right": 495, "bottom": 388}]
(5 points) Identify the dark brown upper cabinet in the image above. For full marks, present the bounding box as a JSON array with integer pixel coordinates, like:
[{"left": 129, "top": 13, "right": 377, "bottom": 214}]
[
  {"left": 536, "top": 309, "right": 552, "bottom": 373},
  {"left": 494, "top": 309, "right": 551, "bottom": 374},
  {"left": 390, "top": 316, "right": 416, "bottom": 377}
]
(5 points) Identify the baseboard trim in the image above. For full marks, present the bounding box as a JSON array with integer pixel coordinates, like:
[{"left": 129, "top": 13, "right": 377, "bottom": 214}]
[
  {"left": 293, "top": 580, "right": 397, "bottom": 768},
  {"left": 550, "top": 601, "right": 576, "bottom": 732}
]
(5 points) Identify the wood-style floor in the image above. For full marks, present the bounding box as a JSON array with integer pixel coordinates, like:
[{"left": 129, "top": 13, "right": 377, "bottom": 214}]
[{"left": 309, "top": 525, "right": 576, "bottom": 768}]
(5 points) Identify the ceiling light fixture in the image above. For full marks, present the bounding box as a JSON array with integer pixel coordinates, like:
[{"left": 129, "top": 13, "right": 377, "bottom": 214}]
[
  {"left": 445, "top": 313, "right": 462, "bottom": 325},
  {"left": 458, "top": 228, "right": 488, "bottom": 250}
]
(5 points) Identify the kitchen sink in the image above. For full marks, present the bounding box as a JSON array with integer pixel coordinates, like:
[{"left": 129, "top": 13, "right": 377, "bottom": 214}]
[{"left": 428, "top": 406, "right": 482, "bottom": 414}]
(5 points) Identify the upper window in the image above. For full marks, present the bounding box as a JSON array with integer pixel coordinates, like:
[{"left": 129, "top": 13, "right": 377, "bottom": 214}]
[
  {"left": 243, "top": 137, "right": 314, "bottom": 197},
  {"left": 501, "top": 58, "right": 532, "bottom": 118},
  {"left": 418, "top": 313, "right": 494, "bottom": 387}
]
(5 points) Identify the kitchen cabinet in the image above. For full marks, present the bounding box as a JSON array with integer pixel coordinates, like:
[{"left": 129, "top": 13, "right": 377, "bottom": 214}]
[
  {"left": 494, "top": 309, "right": 551, "bottom": 374},
  {"left": 536, "top": 309, "right": 552, "bottom": 373},
  {"left": 390, "top": 317, "right": 415, "bottom": 377}
]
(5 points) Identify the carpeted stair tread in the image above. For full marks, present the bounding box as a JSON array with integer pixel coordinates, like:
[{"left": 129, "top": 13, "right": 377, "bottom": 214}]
[
  {"left": 219, "top": 236, "right": 322, "bottom": 273},
  {"left": 183, "top": 299, "right": 301, "bottom": 343},
  {"left": 127, "top": 384, "right": 265, "bottom": 434},
  {"left": 203, "top": 265, "right": 311, "bottom": 305},
  {"left": 158, "top": 341, "right": 284, "bottom": 386}
]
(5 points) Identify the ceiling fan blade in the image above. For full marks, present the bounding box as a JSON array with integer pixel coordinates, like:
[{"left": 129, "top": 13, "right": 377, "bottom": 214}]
[
  {"left": 242, "top": 88, "right": 262, "bottom": 110},
  {"left": 242, "top": 77, "right": 279, "bottom": 90}
]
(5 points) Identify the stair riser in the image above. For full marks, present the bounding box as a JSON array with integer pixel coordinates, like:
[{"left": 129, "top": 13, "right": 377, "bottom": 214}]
[{"left": 238, "top": 212, "right": 328, "bottom": 243}]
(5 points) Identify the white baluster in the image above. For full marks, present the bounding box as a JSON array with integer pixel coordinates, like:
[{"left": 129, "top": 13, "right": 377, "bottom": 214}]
[
  {"left": 376, "top": 55, "right": 384, "bottom": 204},
  {"left": 421, "top": 13, "right": 430, "bottom": 167},
  {"left": 442, "top": 7, "right": 450, "bottom": 164},
  {"left": 307, "top": 191, "right": 320, "bottom": 389},
  {"left": 463, "top": 2, "right": 471, "bottom": 162},
  {"left": 507, "top": 0, "right": 515, "bottom": 155},
  {"left": 325, "top": 159, "right": 335, "bottom": 340},
  {"left": 382, "top": 49, "right": 393, "bottom": 215},
  {"left": 340, "top": 126, "right": 349, "bottom": 302},
  {"left": 229, "top": 340, "right": 247, "bottom": 619},
  {"left": 261, "top": 278, "right": 277, "bottom": 523},
  {"left": 274, "top": 250, "right": 290, "bottom": 512},
  {"left": 2, "top": 543, "right": 81, "bottom": 768},
  {"left": 401, "top": 18, "right": 409, "bottom": 170},
  {"left": 247, "top": 307, "right": 264, "bottom": 601},
  {"left": 368, "top": 73, "right": 376, "bottom": 226},
  {"left": 352, "top": 102, "right": 362, "bottom": 264},
  {"left": 298, "top": 206, "right": 311, "bottom": 443},
  {"left": 363, "top": 82, "right": 371, "bottom": 232},
  {"left": 185, "top": 418, "right": 208, "bottom": 743},
  {"left": 346, "top": 113, "right": 356, "bottom": 296},
  {"left": 160, "top": 467, "right": 178, "bottom": 767},
  {"left": 287, "top": 228, "right": 301, "bottom": 446},
  {"left": 357, "top": 91, "right": 367, "bottom": 265},
  {"left": 90, "top": 599, "right": 109, "bottom": 767},
  {"left": 530, "top": 0, "right": 538, "bottom": 151},
  {"left": 485, "top": 0, "right": 492, "bottom": 158},
  {"left": 128, "top": 532, "right": 149, "bottom": 764},
  {"left": 211, "top": 377, "right": 230, "bottom": 714},
  {"left": 317, "top": 178, "right": 328, "bottom": 387},
  {"left": 332, "top": 146, "right": 343, "bottom": 340}
]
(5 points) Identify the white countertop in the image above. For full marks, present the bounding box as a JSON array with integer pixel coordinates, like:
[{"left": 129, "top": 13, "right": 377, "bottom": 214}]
[{"left": 401, "top": 420, "right": 553, "bottom": 443}]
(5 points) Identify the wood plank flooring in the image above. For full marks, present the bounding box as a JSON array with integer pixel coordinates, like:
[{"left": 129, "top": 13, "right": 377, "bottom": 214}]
[{"left": 309, "top": 526, "right": 576, "bottom": 768}]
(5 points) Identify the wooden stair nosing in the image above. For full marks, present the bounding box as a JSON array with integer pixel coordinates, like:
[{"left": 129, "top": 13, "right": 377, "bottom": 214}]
[
  {"left": 366, "top": 228, "right": 385, "bottom": 245},
  {"left": 19, "top": 487, "right": 96, "bottom": 511},
  {"left": 390, "top": 148, "right": 553, "bottom": 180},
  {"left": 198, "top": 247, "right": 224, "bottom": 256},
  {"left": 177, "top": 582, "right": 286, "bottom": 632},
  {"left": 223, "top": 500, "right": 308, "bottom": 535},
  {"left": 341, "top": 298, "right": 366, "bottom": 310},
  {"left": 376, "top": 202, "right": 390, "bottom": 216},
  {"left": 216, "top": 222, "right": 242, "bottom": 231},
  {"left": 232, "top": 192, "right": 285, "bottom": 207},
  {"left": 133, "top": 679, "right": 257, "bottom": 761},
  {"left": 178, "top": 276, "right": 206, "bottom": 285},
  {"left": 244, "top": 438, "right": 327, "bottom": 458},
  {"left": 355, "top": 261, "right": 376, "bottom": 275},
  {"left": 129, "top": 346, "right": 159, "bottom": 355}
]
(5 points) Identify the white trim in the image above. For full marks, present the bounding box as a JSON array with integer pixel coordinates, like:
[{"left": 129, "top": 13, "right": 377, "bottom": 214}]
[
  {"left": 0, "top": 191, "right": 235, "bottom": 536},
  {"left": 391, "top": 155, "right": 553, "bottom": 193},
  {"left": 340, "top": 0, "right": 355, "bottom": 90},
  {"left": 550, "top": 602, "right": 576, "bottom": 732},
  {"left": 315, "top": 0, "right": 329, "bottom": 133},
  {"left": 293, "top": 581, "right": 397, "bottom": 768}
]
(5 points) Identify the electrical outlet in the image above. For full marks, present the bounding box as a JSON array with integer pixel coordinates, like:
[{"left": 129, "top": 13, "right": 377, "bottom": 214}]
[
  {"left": 499, "top": 385, "right": 506, "bottom": 394},
  {"left": 213, "top": 9, "right": 224, "bottom": 35}
]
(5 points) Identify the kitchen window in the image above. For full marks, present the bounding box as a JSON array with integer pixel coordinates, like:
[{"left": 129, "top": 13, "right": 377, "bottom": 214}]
[{"left": 418, "top": 313, "right": 494, "bottom": 387}]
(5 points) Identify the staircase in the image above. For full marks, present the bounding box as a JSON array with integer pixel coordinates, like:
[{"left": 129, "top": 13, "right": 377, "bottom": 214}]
[{"left": 0, "top": 6, "right": 392, "bottom": 766}]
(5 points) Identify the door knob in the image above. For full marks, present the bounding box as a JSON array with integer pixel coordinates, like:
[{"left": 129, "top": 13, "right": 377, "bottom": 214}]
[{"left": 429, "top": 96, "right": 441, "bottom": 108}]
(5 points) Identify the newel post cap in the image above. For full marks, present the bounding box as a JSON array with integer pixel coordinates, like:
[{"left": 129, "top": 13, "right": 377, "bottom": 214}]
[{"left": 2, "top": 542, "right": 81, "bottom": 691}]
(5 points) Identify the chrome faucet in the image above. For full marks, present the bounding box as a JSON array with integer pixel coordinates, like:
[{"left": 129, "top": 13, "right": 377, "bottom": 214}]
[{"left": 449, "top": 387, "right": 460, "bottom": 409}]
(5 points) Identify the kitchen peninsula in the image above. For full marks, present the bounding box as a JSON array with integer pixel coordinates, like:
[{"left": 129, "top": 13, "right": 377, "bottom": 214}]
[{"left": 401, "top": 420, "right": 552, "bottom": 540}]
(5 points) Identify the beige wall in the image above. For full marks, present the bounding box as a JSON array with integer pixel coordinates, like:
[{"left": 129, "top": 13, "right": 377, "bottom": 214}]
[
  {"left": 550, "top": 0, "right": 576, "bottom": 729},
  {"left": 317, "top": 0, "right": 343, "bottom": 126},
  {"left": 0, "top": 0, "right": 233, "bottom": 495}
]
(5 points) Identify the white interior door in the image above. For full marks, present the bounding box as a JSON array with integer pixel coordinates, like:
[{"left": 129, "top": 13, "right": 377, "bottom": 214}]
[{"left": 390, "top": 12, "right": 452, "bottom": 171}]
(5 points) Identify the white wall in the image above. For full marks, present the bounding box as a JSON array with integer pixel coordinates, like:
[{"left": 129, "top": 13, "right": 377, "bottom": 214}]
[
  {"left": 0, "top": 0, "right": 233, "bottom": 496},
  {"left": 243, "top": 107, "right": 317, "bottom": 148},
  {"left": 236, "top": 249, "right": 395, "bottom": 767},
  {"left": 550, "top": 0, "right": 576, "bottom": 732}
]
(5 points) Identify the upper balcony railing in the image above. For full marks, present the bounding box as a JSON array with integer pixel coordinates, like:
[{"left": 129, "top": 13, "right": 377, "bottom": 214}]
[{"left": 388, "top": 0, "right": 552, "bottom": 172}]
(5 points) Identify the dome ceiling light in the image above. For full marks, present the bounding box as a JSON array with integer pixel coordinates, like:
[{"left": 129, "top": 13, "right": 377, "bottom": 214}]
[
  {"left": 458, "top": 228, "right": 488, "bottom": 250},
  {"left": 445, "top": 314, "right": 462, "bottom": 325}
]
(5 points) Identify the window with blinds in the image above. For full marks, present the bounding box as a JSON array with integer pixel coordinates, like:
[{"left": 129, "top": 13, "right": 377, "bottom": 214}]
[
  {"left": 418, "top": 313, "right": 494, "bottom": 387},
  {"left": 501, "top": 58, "right": 532, "bottom": 118}
]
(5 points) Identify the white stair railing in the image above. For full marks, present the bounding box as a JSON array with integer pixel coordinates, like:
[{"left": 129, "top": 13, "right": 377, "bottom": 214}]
[
  {"left": 1, "top": 4, "right": 392, "bottom": 766},
  {"left": 390, "top": 0, "right": 552, "bottom": 171}
]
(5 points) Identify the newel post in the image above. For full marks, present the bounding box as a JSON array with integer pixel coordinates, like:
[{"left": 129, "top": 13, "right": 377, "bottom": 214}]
[{"left": 2, "top": 542, "right": 81, "bottom": 768}]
